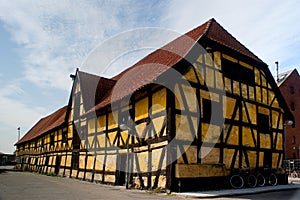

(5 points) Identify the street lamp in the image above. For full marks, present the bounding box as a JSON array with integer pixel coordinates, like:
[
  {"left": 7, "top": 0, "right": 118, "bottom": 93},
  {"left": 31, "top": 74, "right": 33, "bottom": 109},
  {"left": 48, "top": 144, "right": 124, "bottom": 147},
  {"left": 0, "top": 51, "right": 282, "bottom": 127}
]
[
  {"left": 119, "top": 123, "right": 132, "bottom": 189},
  {"left": 17, "top": 127, "right": 21, "bottom": 141},
  {"left": 283, "top": 120, "right": 293, "bottom": 177}
]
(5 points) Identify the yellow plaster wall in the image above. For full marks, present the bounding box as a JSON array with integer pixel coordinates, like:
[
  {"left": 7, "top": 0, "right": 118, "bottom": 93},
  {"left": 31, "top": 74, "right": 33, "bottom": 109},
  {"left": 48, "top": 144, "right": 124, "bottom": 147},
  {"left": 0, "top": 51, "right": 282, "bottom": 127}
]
[
  {"left": 177, "top": 145, "right": 197, "bottom": 164},
  {"left": 88, "top": 118, "right": 96, "bottom": 134},
  {"left": 242, "top": 127, "right": 256, "bottom": 148},
  {"left": 108, "top": 112, "right": 118, "bottom": 130},
  {"left": 97, "top": 115, "right": 106, "bottom": 132},
  {"left": 176, "top": 114, "right": 198, "bottom": 141},
  {"left": 152, "top": 88, "right": 166, "bottom": 114},
  {"left": 152, "top": 116, "right": 166, "bottom": 137},
  {"left": 151, "top": 147, "right": 167, "bottom": 171},
  {"left": 135, "top": 97, "right": 148, "bottom": 121}
]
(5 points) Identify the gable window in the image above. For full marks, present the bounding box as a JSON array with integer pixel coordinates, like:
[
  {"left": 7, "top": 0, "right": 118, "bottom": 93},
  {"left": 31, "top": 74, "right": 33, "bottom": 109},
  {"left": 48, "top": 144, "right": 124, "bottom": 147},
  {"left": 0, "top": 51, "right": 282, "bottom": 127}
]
[
  {"left": 221, "top": 58, "right": 255, "bottom": 86},
  {"left": 290, "top": 86, "right": 295, "bottom": 94},
  {"left": 291, "top": 102, "right": 295, "bottom": 111},
  {"left": 257, "top": 113, "right": 270, "bottom": 134}
]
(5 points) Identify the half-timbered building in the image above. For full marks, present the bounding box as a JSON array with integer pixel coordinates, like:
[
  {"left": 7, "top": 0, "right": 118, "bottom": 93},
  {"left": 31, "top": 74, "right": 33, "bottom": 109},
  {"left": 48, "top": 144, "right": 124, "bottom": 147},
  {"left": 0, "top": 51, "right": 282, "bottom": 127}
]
[{"left": 15, "top": 18, "right": 293, "bottom": 192}]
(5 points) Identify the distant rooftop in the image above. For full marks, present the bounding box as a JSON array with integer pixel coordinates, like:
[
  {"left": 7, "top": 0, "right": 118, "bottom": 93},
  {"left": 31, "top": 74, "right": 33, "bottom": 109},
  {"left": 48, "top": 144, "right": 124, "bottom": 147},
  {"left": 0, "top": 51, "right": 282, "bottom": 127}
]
[{"left": 277, "top": 69, "right": 297, "bottom": 86}]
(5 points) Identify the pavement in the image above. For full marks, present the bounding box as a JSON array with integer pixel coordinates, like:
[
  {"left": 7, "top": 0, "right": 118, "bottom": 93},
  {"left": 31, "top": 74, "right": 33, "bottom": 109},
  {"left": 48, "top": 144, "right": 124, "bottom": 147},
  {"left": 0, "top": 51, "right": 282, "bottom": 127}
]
[
  {"left": 174, "top": 177, "right": 300, "bottom": 198},
  {"left": 1, "top": 166, "right": 300, "bottom": 199}
]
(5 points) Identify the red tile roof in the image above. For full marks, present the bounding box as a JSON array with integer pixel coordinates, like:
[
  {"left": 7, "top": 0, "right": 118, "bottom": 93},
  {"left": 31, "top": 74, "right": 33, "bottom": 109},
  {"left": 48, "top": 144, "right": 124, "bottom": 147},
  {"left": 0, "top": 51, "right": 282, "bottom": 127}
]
[
  {"left": 77, "top": 71, "right": 115, "bottom": 111},
  {"left": 85, "top": 18, "right": 265, "bottom": 114},
  {"left": 15, "top": 106, "right": 67, "bottom": 145}
]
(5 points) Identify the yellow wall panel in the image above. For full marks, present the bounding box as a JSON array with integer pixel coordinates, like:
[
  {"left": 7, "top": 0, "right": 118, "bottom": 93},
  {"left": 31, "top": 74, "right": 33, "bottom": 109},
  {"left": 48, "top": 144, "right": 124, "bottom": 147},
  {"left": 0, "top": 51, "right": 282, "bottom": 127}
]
[
  {"left": 261, "top": 75, "right": 267, "bottom": 87},
  {"left": 105, "top": 155, "right": 116, "bottom": 172},
  {"left": 134, "top": 152, "right": 148, "bottom": 172},
  {"left": 233, "top": 81, "right": 240, "bottom": 95},
  {"left": 152, "top": 88, "right": 166, "bottom": 113},
  {"left": 215, "top": 71, "right": 224, "bottom": 90},
  {"left": 152, "top": 148, "right": 166, "bottom": 171},
  {"left": 108, "top": 112, "right": 118, "bottom": 130},
  {"left": 135, "top": 122, "right": 146, "bottom": 139},
  {"left": 108, "top": 132, "right": 117, "bottom": 146},
  {"left": 176, "top": 114, "right": 197, "bottom": 141},
  {"left": 242, "top": 127, "right": 255, "bottom": 147},
  {"left": 262, "top": 88, "right": 267, "bottom": 105},
  {"left": 120, "top": 132, "right": 129, "bottom": 145},
  {"left": 87, "top": 156, "right": 94, "bottom": 170},
  {"left": 95, "top": 155, "right": 104, "bottom": 170},
  {"left": 66, "top": 155, "right": 71, "bottom": 167},
  {"left": 201, "top": 147, "right": 220, "bottom": 164},
  {"left": 205, "top": 53, "right": 213, "bottom": 66},
  {"left": 186, "top": 145, "right": 197, "bottom": 164},
  {"left": 184, "top": 67, "right": 198, "bottom": 83},
  {"left": 205, "top": 67, "right": 214, "bottom": 88},
  {"left": 224, "top": 77, "right": 232, "bottom": 93},
  {"left": 241, "top": 83, "right": 247, "bottom": 98},
  {"left": 87, "top": 135, "right": 94, "bottom": 148},
  {"left": 225, "top": 125, "right": 239, "bottom": 145},
  {"left": 214, "top": 51, "right": 221, "bottom": 68},
  {"left": 249, "top": 86, "right": 255, "bottom": 100},
  {"left": 152, "top": 116, "right": 166, "bottom": 137},
  {"left": 260, "top": 134, "right": 271, "bottom": 149},
  {"left": 276, "top": 134, "right": 283, "bottom": 150},
  {"left": 254, "top": 68, "right": 261, "bottom": 85},
  {"left": 135, "top": 97, "right": 148, "bottom": 121},
  {"left": 247, "top": 151, "right": 257, "bottom": 169},
  {"left": 245, "top": 102, "right": 256, "bottom": 124},
  {"left": 258, "top": 106, "right": 269, "bottom": 115},
  {"left": 272, "top": 111, "right": 279, "bottom": 129},
  {"left": 79, "top": 155, "right": 85, "bottom": 169},
  {"left": 224, "top": 97, "right": 236, "bottom": 119},
  {"left": 88, "top": 118, "right": 96, "bottom": 134},
  {"left": 272, "top": 153, "right": 279, "bottom": 168},
  {"left": 97, "top": 115, "right": 106, "bottom": 132},
  {"left": 202, "top": 124, "right": 220, "bottom": 144}
]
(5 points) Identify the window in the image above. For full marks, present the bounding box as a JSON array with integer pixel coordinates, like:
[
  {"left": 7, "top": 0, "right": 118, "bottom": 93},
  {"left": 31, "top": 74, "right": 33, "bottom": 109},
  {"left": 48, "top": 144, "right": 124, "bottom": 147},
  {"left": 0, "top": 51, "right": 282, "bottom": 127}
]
[
  {"left": 62, "top": 130, "right": 68, "bottom": 144},
  {"left": 41, "top": 138, "right": 44, "bottom": 148},
  {"left": 222, "top": 58, "right": 255, "bottom": 86},
  {"left": 202, "top": 98, "right": 222, "bottom": 124},
  {"left": 257, "top": 113, "right": 270, "bottom": 133},
  {"left": 291, "top": 102, "right": 295, "bottom": 111},
  {"left": 50, "top": 134, "right": 55, "bottom": 146},
  {"left": 290, "top": 86, "right": 295, "bottom": 94},
  {"left": 292, "top": 136, "right": 296, "bottom": 144}
]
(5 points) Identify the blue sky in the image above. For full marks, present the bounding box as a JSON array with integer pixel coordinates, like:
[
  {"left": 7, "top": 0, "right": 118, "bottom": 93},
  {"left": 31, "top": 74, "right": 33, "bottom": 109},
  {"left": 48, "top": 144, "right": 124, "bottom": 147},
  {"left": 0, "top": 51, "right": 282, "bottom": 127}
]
[{"left": 0, "top": 0, "right": 299, "bottom": 153}]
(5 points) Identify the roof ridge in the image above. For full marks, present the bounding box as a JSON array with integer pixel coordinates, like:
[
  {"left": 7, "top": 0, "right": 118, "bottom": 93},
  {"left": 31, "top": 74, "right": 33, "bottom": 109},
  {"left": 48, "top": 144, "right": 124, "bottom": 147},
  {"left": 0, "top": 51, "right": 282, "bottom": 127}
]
[
  {"left": 205, "top": 19, "right": 265, "bottom": 64},
  {"left": 202, "top": 18, "right": 215, "bottom": 36}
]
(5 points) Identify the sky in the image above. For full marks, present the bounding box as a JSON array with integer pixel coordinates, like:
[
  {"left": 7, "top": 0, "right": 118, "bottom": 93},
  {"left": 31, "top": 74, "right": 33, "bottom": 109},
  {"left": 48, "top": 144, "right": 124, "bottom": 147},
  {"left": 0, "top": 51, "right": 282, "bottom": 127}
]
[{"left": 0, "top": 0, "right": 299, "bottom": 154}]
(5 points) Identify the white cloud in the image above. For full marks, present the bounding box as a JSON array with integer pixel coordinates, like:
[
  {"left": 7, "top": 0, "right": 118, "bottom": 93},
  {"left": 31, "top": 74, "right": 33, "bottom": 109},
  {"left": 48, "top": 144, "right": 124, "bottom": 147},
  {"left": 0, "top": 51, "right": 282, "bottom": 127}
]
[
  {"left": 0, "top": 84, "right": 49, "bottom": 153},
  {"left": 0, "top": 0, "right": 132, "bottom": 90},
  {"left": 163, "top": 0, "right": 300, "bottom": 74}
]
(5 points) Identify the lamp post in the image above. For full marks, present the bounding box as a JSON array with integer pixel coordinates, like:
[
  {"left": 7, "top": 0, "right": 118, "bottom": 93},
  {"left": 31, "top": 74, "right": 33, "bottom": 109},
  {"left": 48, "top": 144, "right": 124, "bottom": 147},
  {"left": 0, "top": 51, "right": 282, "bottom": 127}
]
[
  {"left": 119, "top": 123, "right": 131, "bottom": 189},
  {"left": 283, "top": 120, "right": 293, "bottom": 180},
  {"left": 17, "top": 127, "right": 20, "bottom": 141}
]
